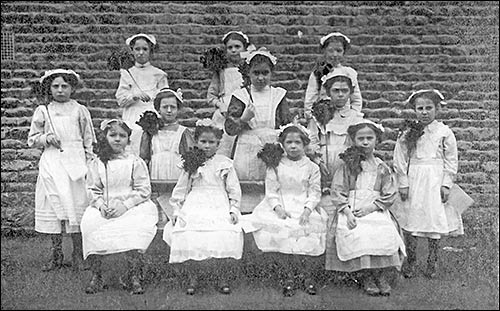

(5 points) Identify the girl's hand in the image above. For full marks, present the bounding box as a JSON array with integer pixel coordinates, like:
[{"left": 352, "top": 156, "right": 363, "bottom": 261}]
[
  {"left": 46, "top": 133, "right": 61, "bottom": 149},
  {"left": 299, "top": 208, "right": 312, "bottom": 226},
  {"left": 353, "top": 204, "right": 379, "bottom": 218},
  {"left": 440, "top": 186, "right": 450, "bottom": 203},
  {"left": 108, "top": 199, "right": 128, "bottom": 218},
  {"left": 399, "top": 187, "right": 409, "bottom": 201},
  {"left": 344, "top": 208, "right": 357, "bottom": 230},
  {"left": 274, "top": 205, "right": 291, "bottom": 219},
  {"left": 133, "top": 92, "right": 151, "bottom": 102},
  {"left": 99, "top": 204, "right": 109, "bottom": 218},
  {"left": 230, "top": 212, "right": 239, "bottom": 224}
]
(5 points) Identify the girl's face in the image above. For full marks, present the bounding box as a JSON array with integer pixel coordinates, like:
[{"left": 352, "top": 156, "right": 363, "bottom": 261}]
[
  {"left": 50, "top": 76, "right": 72, "bottom": 103},
  {"left": 197, "top": 131, "right": 219, "bottom": 157},
  {"left": 225, "top": 39, "right": 245, "bottom": 64},
  {"left": 249, "top": 62, "right": 272, "bottom": 91},
  {"left": 414, "top": 97, "right": 437, "bottom": 126},
  {"left": 323, "top": 40, "right": 345, "bottom": 66},
  {"left": 353, "top": 126, "right": 377, "bottom": 155},
  {"left": 158, "top": 97, "right": 178, "bottom": 123},
  {"left": 106, "top": 124, "right": 129, "bottom": 154},
  {"left": 282, "top": 132, "right": 305, "bottom": 161},
  {"left": 328, "top": 81, "right": 351, "bottom": 109},
  {"left": 132, "top": 38, "right": 151, "bottom": 65}
]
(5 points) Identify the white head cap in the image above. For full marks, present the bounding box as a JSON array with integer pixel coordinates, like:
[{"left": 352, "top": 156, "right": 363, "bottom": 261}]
[
  {"left": 39, "top": 69, "right": 80, "bottom": 84},
  {"left": 320, "top": 32, "right": 351, "bottom": 48},
  {"left": 406, "top": 89, "right": 447, "bottom": 106},
  {"left": 125, "top": 33, "right": 157, "bottom": 47},
  {"left": 245, "top": 47, "right": 277, "bottom": 66},
  {"left": 222, "top": 31, "right": 250, "bottom": 44},
  {"left": 156, "top": 87, "right": 183, "bottom": 104}
]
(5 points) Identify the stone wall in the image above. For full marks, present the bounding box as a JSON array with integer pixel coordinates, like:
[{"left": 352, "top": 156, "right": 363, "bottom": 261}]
[{"left": 1, "top": 1, "right": 498, "bottom": 232}]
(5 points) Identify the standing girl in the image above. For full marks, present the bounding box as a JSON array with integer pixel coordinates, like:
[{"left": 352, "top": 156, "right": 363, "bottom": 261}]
[
  {"left": 307, "top": 68, "right": 364, "bottom": 180},
  {"left": 206, "top": 31, "right": 254, "bottom": 128},
  {"left": 244, "top": 124, "right": 328, "bottom": 296},
  {"left": 393, "top": 90, "right": 461, "bottom": 279},
  {"left": 220, "top": 47, "right": 290, "bottom": 181},
  {"left": 81, "top": 120, "right": 158, "bottom": 295},
  {"left": 28, "top": 69, "right": 95, "bottom": 272},
  {"left": 115, "top": 33, "right": 169, "bottom": 155},
  {"left": 163, "top": 119, "right": 243, "bottom": 295},
  {"left": 139, "top": 87, "right": 193, "bottom": 181},
  {"left": 304, "top": 32, "right": 362, "bottom": 120},
  {"left": 326, "top": 120, "right": 406, "bottom": 296}
]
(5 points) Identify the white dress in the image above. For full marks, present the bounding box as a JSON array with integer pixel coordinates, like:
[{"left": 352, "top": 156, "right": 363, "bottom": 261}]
[
  {"left": 308, "top": 105, "right": 364, "bottom": 178},
  {"left": 208, "top": 67, "right": 244, "bottom": 128},
  {"left": 163, "top": 154, "right": 243, "bottom": 263},
  {"left": 393, "top": 120, "right": 462, "bottom": 239},
  {"left": 81, "top": 153, "right": 158, "bottom": 259},
  {"left": 27, "top": 100, "right": 95, "bottom": 233},
  {"left": 115, "top": 62, "right": 169, "bottom": 155},
  {"left": 242, "top": 157, "right": 328, "bottom": 256},
  {"left": 150, "top": 125, "right": 187, "bottom": 181},
  {"left": 326, "top": 157, "right": 406, "bottom": 272},
  {"left": 218, "top": 85, "right": 286, "bottom": 181}
]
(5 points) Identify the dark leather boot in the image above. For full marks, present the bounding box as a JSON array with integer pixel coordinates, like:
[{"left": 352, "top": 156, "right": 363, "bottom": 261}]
[
  {"left": 71, "top": 233, "right": 89, "bottom": 271},
  {"left": 425, "top": 239, "right": 440, "bottom": 279},
  {"left": 42, "top": 234, "right": 64, "bottom": 272},
  {"left": 85, "top": 256, "right": 107, "bottom": 294},
  {"left": 402, "top": 233, "right": 417, "bottom": 278}
]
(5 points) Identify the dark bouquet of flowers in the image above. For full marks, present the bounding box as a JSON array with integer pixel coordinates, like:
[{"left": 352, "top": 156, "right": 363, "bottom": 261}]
[
  {"left": 339, "top": 145, "right": 367, "bottom": 178},
  {"left": 93, "top": 128, "right": 114, "bottom": 166},
  {"left": 238, "top": 61, "right": 251, "bottom": 88},
  {"left": 108, "top": 50, "right": 135, "bottom": 71},
  {"left": 136, "top": 111, "right": 162, "bottom": 136},
  {"left": 181, "top": 146, "right": 209, "bottom": 176},
  {"left": 400, "top": 119, "right": 425, "bottom": 156},
  {"left": 312, "top": 98, "right": 334, "bottom": 126},
  {"left": 257, "top": 143, "right": 284, "bottom": 169},
  {"left": 200, "top": 47, "right": 228, "bottom": 73},
  {"left": 313, "top": 61, "right": 334, "bottom": 89}
]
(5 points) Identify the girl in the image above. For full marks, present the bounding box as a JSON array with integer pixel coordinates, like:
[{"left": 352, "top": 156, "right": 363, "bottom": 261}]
[
  {"left": 163, "top": 119, "right": 243, "bottom": 295},
  {"left": 393, "top": 90, "right": 461, "bottom": 279},
  {"left": 81, "top": 120, "right": 158, "bottom": 295},
  {"left": 28, "top": 69, "right": 95, "bottom": 272},
  {"left": 326, "top": 119, "right": 406, "bottom": 296},
  {"left": 307, "top": 68, "right": 364, "bottom": 181},
  {"left": 220, "top": 47, "right": 290, "bottom": 181},
  {"left": 207, "top": 30, "right": 255, "bottom": 128},
  {"left": 139, "top": 87, "right": 193, "bottom": 181},
  {"left": 244, "top": 124, "right": 328, "bottom": 297},
  {"left": 115, "top": 33, "right": 169, "bottom": 156},
  {"left": 304, "top": 32, "right": 362, "bottom": 120}
]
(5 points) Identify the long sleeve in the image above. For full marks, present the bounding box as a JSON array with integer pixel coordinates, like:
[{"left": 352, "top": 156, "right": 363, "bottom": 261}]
[
  {"left": 331, "top": 162, "right": 351, "bottom": 213},
  {"left": 156, "top": 72, "right": 169, "bottom": 90},
  {"left": 207, "top": 72, "right": 223, "bottom": 109},
  {"left": 275, "top": 96, "right": 291, "bottom": 128},
  {"left": 304, "top": 164, "right": 321, "bottom": 211},
  {"left": 169, "top": 170, "right": 190, "bottom": 218},
  {"left": 78, "top": 105, "right": 96, "bottom": 162},
  {"left": 393, "top": 135, "right": 410, "bottom": 188},
  {"left": 88, "top": 159, "right": 105, "bottom": 209},
  {"left": 27, "top": 106, "right": 51, "bottom": 148},
  {"left": 122, "top": 156, "right": 152, "bottom": 209},
  {"left": 349, "top": 70, "right": 363, "bottom": 112},
  {"left": 265, "top": 167, "right": 282, "bottom": 210},
  {"left": 224, "top": 165, "right": 242, "bottom": 216},
  {"left": 441, "top": 128, "right": 458, "bottom": 188},
  {"left": 115, "top": 69, "right": 137, "bottom": 108},
  {"left": 306, "top": 118, "right": 322, "bottom": 156},
  {"left": 373, "top": 164, "right": 397, "bottom": 210},
  {"left": 304, "top": 72, "right": 319, "bottom": 117}
]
